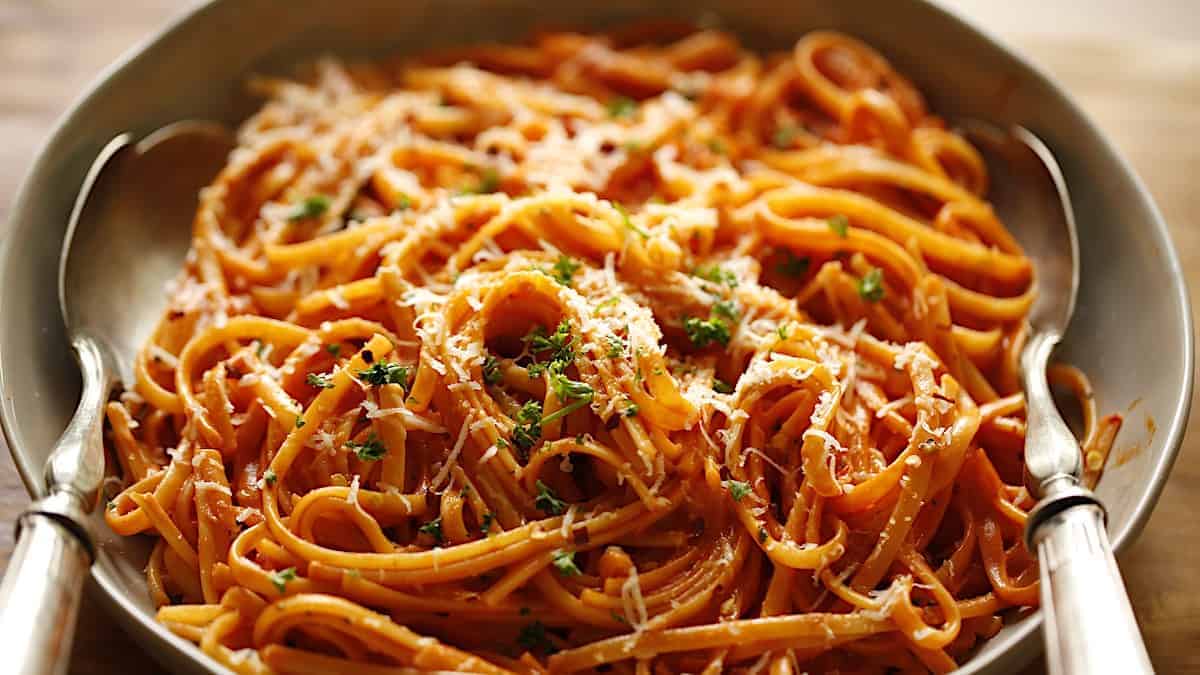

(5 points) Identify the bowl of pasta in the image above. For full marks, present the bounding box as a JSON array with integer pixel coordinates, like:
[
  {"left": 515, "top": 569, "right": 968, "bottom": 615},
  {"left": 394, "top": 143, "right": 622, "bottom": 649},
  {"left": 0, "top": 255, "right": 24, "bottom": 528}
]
[{"left": 1, "top": 0, "right": 1191, "bottom": 674}]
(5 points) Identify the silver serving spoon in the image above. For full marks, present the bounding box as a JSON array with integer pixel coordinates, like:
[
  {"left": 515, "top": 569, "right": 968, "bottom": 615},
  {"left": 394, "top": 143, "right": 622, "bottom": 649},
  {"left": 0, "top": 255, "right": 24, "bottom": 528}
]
[
  {"left": 0, "top": 122, "right": 233, "bottom": 675},
  {"left": 964, "top": 122, "right": 1155, "bottom": 675}
]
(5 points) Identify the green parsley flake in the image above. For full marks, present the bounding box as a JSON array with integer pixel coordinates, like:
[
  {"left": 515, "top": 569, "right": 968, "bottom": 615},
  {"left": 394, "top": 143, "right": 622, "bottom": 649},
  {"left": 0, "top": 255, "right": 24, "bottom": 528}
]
[
  {"left": 481, "top": 511, "right": 496, "bottom": 535},
  {"left": 394, "top": 194, "right": 412, "bottom": 211},
  {"left": 550, "top": 373, "right": 593, "bottom": 404},
  {"left": 525, "top": 321, "right": 575, "bottom": 373},
  {"left": 723, "top": 479, "right": 752, "bottom": 501},
  {"left": 356, "top": 361, "right": 411, "bottom": 388},
  {"left": 595, "top": 296, "right": 621, "bottom": 313},
  {"left": 458, "top": 168, "right": 496, "bottom": 194},
  {"left": 605, "top": 335, "right": 625, "bottom": 359},
  {"left": 712, "top": 299, "right": 739, "bottom": 322},
  {"left": 534, "top": 480, "right": 567, "bottom": 515},
  {"left": 613, "top": 203, "right": 649, "bottom": 240},
  {"left": 551, "top": 550, "right": 581, "bottom": 577},
  {"left": 607, "top": 96, "right": 637, "bottom": 119},
  {"left": 772, "top": 125, "right": 799, "bottom": 149},
  {"left": 550, "top": 255, "right": 581, "bottom": 287},
  {"left": 827, "top": 214, "right": 850, "bottom": 238},
  {"left": 295, "top": 417, "right": 306, "bottom": 429},
  {"left": 263, "top": 469, "right": 278, "bottom": 486},
  {"left": 270, "top": 567, "right": 296, "bottom": 594},
  {"left": 693, "top": 264, "right": 738, "bottom": 288},
  {"left": 305, "top": 373, "right": 335, "bottom": 389},
  {"left": 776, "top": 251, "right": 811, "bottom": 278},
  {"left": 287, "top": 195, "right": 330, "bottom": 221},
  {"left": 516, "top": 620, "right": 557, "bottom": 654},
  {"left": 858, "top": 267, "right": 886, "bottom": 302},
  {"left": 512, "top": 401, "right": 543, "bottom": 454},
  {"left": 712, "top": 378, "right": 734, "bottom": 394},
  {"left": 482, "top": 354, "right": 504, "bottom": 385},
  {"left": 325, "top": 343, "right": 342, "bottom": 357},
  {"left": 623, "top": 401, "right": 640, "bottom": 417},
  {"left": 683, "top": 316, "right": 731, "bottom": 348},
  {"left": 418, "top": 516, "right": 444, "bottom": 544},
  {"left": 347, "top": 433, "right": 387, "bottom": 461}
]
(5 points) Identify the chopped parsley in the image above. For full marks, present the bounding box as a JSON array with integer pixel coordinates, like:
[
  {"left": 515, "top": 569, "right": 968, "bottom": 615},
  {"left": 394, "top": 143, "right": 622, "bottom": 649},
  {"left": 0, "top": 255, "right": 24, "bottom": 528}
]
[
  {"left": 607, "top": 96, "right": 637, "bottom": 119},
  {"left": 287, "top": 195, "right": 330, "bottom": 221},
  {"left": 325, "top": 343, "right": 342, "bottom": 357},
  {"left": 723, "top": 479, "right": 752, "bottom": 501},
  {"left": 605, "top": 335, "right": 626, "bottom": 359},
  {"left": 482, "top": 355, "right": 504, "bottom": 385},
  {"left": 777, "top": 324, "right": 791, "bottom": 341},
  {"left": 254, "top": 340, "right": 268, "bottom": 358},
  {"left": 512, "top": 401, "right": 543, "bottom": 454},
  {"left": 517, "top": 620, "right": 558, "bottom": 654},
  {"left": 525, "top": 321, "right": 575, "bottom": 374},
  {"left": 827, "top": 214, "right": 850, "bottom": 238},
  {"left": 263, "top": 469, "right": 278, "bottom": 486},
  {"left": 858, "top": 267, "right": 885, "bottom": 302},
  {"left": 614, "top": 202, "right": 649, "bottom": 239},
  {"left": 623, "top": 401, "right": 640, "bottom": 417},
  {"left": 776, "top": 251, "right": 811, "bottom": 278},
  {"left": 683, "top": 316, "right": 731, "bottom": 348},
  {"left": 270, "top": 567, "right": 296, "bottom": 594},
  {"left": 306, "top": 373, "right": 335, "bottom": 389},
  {"left": 549, "top": 373, "right": 594, "bottom": 405},
  {"left": 534, "top": 480, "right": 566, "bottom": 515},
  {"left": 418, "top": 516, "right": 444, "bottom": 544},
  {"left": 295, "top": 417, "right": 306, "bottom": 429},
  {"left": 550, "top": 255, "right": 581, "bottom": 287},
  {"left": 478, "top": 168, "right": 501, "bottom": 193},
  {"left": 712, "top": 299, "right": 739, "bottom": 322},
  {"left": 595, "top": 296, "right": 621, "bottom": 313},
  {"left": 772, "top": 125, "right": 799, "bottom": 149},
  {"left": 759, "top": 527, "right": 769, "bottom": 543},
  {"left": 551, "top": 550, "right": 581, "bottom": 577},
  {"left": 347, "top": 433, "right": 387, "bottom": 461},
  {"left": 693, "top": 264, "right": 738, "bottom": 288},
  {"left": 712, "top": 378, "right": 734, "bottom": 394},
  {"left": 394, "top": 194, "right": 412, "bottom": 211},
  {"left": 481, "top": 511, "right": 496, "bottom": 535},
  {"left": 356, "top": 361, "right": 411, "bottom": 388}
]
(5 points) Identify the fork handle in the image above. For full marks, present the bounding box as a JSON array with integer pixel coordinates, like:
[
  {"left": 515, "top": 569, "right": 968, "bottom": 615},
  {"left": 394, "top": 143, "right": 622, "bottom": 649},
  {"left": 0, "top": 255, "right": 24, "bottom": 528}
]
[
  {"left": 0, "top": 512, "right": 91, "bottom": 675},
  {"left": 1031, "top": 500, "right": 1155, "bottom": 675}
]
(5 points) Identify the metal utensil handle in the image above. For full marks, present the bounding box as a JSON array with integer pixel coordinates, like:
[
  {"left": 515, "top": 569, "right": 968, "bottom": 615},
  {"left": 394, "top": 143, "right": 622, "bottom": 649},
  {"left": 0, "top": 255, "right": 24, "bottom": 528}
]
[
  {"left": 1033, "top": 502, "right": 1155, "bottom": 675},
  {"left": 0, "top": 513, "right": 92, "bottom": 675}
]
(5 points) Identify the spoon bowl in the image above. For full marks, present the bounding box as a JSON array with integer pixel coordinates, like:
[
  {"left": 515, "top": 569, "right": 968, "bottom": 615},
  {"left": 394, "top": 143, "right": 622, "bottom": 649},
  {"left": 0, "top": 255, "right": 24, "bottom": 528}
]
[
  {"left": 0, "top": 122, "right": 233, "bottom": 675},
  {"left": 60, "top": 121, "right": 234, "bottom": 386},
  {"left": 962, "top": 122, "right": 1080, "bottom": 336},
  {"left": 963, "top": 122, "right": 1154, "bottom": 675}
]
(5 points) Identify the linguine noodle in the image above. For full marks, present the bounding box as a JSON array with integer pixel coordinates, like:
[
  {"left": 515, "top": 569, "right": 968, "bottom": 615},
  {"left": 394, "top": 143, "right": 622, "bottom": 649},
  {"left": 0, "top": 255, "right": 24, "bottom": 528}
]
[{"left": 104, "top": 24, "right": 1121, "bottom": 674}]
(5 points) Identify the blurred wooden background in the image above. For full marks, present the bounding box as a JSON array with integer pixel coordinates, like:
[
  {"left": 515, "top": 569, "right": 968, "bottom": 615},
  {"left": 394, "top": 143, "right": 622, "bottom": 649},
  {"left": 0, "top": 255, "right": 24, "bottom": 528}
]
[{"left": 0, "top": 0, "right": 1196, "bottom": 672}]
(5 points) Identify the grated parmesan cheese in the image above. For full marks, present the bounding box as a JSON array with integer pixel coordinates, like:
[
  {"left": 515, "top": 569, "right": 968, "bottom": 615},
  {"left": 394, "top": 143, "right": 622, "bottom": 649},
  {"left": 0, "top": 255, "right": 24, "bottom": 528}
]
[{"left": 620, "top": 566, "right": 649, "bottom": 632}]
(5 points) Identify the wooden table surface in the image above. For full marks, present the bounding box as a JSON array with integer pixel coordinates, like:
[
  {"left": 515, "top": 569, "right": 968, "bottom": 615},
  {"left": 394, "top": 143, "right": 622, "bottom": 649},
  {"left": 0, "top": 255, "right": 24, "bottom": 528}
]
[{"left": 1, "top": 1, "right": 1197, "bottom": 672}]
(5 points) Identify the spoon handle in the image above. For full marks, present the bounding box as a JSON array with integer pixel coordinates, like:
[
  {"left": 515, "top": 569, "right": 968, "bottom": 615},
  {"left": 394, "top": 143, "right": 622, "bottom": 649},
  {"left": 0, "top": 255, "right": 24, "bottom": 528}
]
[
  {"left": 1031, "top": 499, "right": 1155, "bottom": 675},
  {"left": 0, "top": 512, "right": 91, "bottom": 675}
]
